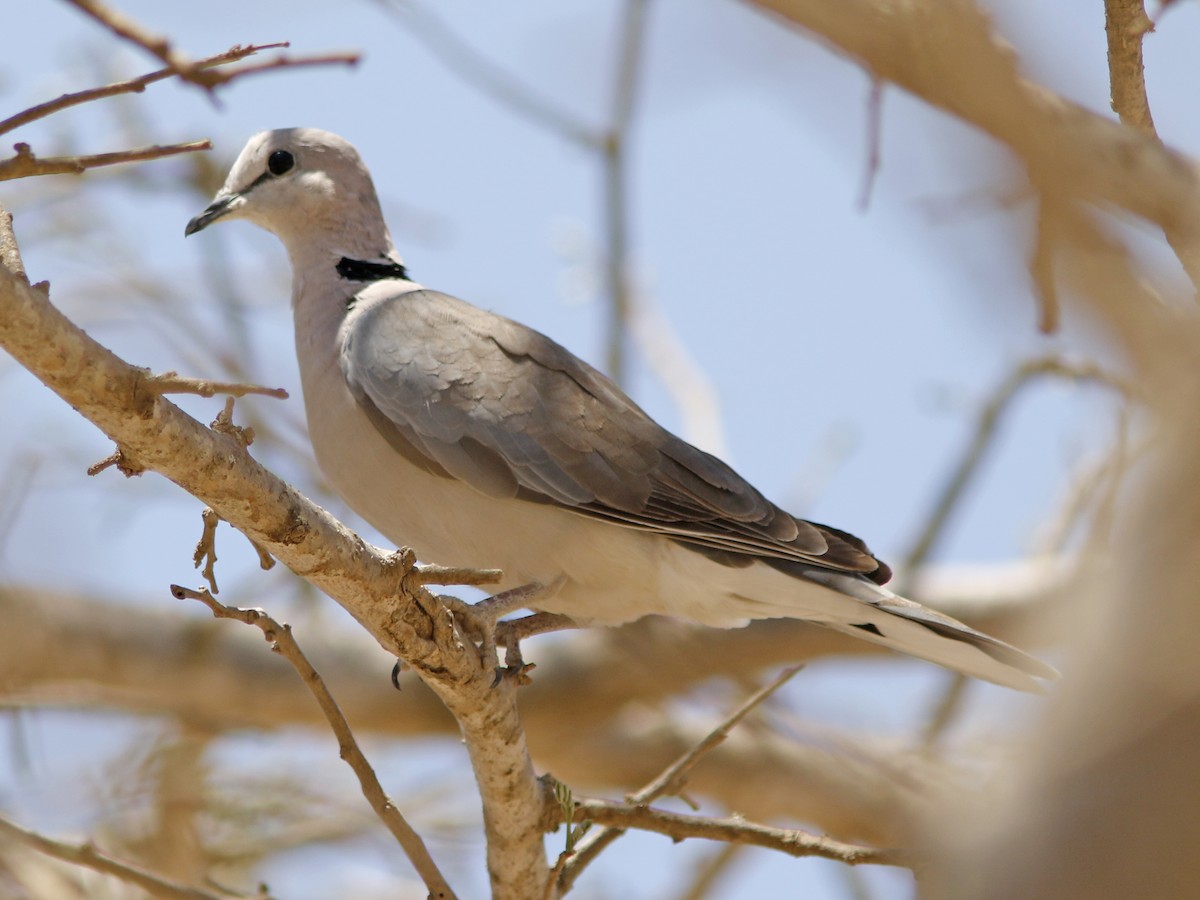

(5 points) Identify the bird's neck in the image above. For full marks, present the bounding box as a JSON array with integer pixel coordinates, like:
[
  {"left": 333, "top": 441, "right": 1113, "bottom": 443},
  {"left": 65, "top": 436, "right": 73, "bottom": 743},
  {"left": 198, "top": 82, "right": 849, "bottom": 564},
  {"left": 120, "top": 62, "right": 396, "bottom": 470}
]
[{"left": 286, "top": 228, "right": 410, "bottom": 366}]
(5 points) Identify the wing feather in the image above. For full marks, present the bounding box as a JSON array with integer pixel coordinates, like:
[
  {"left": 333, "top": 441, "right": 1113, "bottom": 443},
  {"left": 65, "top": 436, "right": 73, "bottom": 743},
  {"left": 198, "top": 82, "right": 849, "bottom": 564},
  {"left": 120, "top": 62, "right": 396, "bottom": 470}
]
[{"left": 341, "top": 288, "right": 887, "bottom": 580}]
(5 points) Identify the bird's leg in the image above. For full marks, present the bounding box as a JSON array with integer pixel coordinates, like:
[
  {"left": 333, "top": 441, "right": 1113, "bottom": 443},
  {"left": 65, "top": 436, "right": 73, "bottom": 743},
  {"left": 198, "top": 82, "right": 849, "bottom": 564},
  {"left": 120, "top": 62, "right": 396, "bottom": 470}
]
[
  {"left": 443, "top": 579, "right": 567, "bottom": 684},
  {"left": 474, "top": 580, "right": 559, "bottom": 620},
  {"left": 496, "top": 612, "right": 580, "bottom": 683},
  {"left": 439, "top": 594, "right": 498, "bottom": 671}
]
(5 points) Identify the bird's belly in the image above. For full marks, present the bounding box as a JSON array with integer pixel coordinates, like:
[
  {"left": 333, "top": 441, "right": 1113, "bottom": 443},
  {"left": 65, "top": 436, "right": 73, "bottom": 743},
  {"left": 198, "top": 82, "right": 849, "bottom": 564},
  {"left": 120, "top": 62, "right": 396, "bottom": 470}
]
[{"left": 301, "top": 357, "right": 674, "bottom": 623}]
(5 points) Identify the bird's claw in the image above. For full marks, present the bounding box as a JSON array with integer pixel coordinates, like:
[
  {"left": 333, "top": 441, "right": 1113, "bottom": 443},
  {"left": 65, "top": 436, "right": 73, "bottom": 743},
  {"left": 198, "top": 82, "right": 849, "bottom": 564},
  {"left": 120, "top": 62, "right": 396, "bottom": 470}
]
[{"left": 491, "top": 661, "right": 536, "bottom": 688}]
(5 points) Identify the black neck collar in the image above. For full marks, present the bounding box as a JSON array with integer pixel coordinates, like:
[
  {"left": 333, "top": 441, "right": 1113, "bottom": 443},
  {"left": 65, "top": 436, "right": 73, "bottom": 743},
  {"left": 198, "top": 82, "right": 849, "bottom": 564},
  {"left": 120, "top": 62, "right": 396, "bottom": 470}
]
[{"left": 336, "top": 256, "right": 410, "bottom": 282}]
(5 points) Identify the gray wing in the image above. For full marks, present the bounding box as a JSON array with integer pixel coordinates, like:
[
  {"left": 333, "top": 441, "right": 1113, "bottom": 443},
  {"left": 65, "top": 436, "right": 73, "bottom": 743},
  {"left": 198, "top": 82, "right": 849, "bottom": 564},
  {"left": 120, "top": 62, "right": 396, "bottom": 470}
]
[{"left": 340, "top": 288, "right": 888, "bottom": 581}]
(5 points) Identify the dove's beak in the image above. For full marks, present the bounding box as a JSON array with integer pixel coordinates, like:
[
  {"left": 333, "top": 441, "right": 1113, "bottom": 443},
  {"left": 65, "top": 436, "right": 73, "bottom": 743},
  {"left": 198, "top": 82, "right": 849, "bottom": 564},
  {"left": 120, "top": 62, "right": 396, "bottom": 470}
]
[{"left": 185, "top": 192, "right": 241, "bottom": 236}]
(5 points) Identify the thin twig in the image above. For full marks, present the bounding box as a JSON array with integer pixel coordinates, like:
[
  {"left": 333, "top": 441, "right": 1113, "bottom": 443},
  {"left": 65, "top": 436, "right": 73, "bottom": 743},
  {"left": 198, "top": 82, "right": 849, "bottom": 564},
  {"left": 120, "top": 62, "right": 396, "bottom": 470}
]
[
  {"left": 374, "top": 0, "right": 601, "bottom": 149},
  {"left": 0, "top": 813, "right": 238, "bottom": 900},
  {"left": 1099, "top": 0, "right": 1200, "bottom": 302},
  {"left": 920, "top": 672, "right": 969, "bottom": 749},
  {"left": 145, "top": 371, "right": 289, "bottom": 400},
  {"left": 675, "top": 843, "right": 741, "bottom": 900},
  {"left": 62, "top": 0, "right": 358, "bottom": 93},
  {"left": 633, "top": 665, "right": 802, "bottom": 802},
  {"left": 197, "top": 51, "right": 362, "bottom": 89},
  {"left": 1031, "top": 195, "right": 1062, "bottom": 334},
  {"left": 629, "top": 285, "right": 730, "bottom": 459},
  {"left": 86, "top": 447, "right": 145, "bottom": 477},
  {"left": 169, "top": 585, "right": 458, "bottom": 900},
  {"left": 0, "top": 43, "right": 287, "bottom": 137},
  {"left": 603, "top": 0, "right": 651, "bottom": 385},
  {"left": 65, "top": 0, "right": 199, "bottom": 78},
  {"left": 569, "top": 799, "right": 917, "bottom": 868},
  {"left": 1104, "top": 0, "right": 1156, "bottom": 135},
  {"left": 556, "top": 665, "right": 802, "bottom": 894},
  {"left": 857, "top": 76, "right": 885, "bottom": 212},
  {"left": 895, "top": 356, "right": 1129, "bottom": 594},
  {"left": 0, "top": 140, "right": 210, "bottom": 182}
]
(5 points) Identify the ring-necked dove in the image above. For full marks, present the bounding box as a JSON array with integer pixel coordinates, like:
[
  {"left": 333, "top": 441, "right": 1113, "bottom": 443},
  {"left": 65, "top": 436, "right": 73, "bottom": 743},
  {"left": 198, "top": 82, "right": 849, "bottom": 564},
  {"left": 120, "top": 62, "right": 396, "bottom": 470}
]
[{"left": 187, "top": 128, "right": 1055, "bottom": 690}]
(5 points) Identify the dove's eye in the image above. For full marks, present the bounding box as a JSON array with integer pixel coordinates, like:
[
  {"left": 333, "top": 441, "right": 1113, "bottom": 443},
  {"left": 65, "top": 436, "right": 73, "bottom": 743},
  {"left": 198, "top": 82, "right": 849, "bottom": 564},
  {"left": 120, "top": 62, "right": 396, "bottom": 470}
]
[{"left": 267, "top": 150, "right": 295, "bottom": 176}]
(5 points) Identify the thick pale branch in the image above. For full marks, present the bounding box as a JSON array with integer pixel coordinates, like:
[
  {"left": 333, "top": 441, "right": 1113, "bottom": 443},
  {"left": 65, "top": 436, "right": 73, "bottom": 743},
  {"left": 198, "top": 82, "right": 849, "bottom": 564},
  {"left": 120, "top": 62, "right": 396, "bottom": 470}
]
[{"left": 0, "top": 220, "right": 549, "bottom": 899}]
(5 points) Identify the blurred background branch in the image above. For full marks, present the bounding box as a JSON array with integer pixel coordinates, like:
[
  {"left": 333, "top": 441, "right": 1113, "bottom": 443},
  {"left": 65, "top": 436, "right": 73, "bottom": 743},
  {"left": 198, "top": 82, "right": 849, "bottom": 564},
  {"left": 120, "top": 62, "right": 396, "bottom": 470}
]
[{"left": 4, "top": 0, "right": 1195, "bottom": 896}]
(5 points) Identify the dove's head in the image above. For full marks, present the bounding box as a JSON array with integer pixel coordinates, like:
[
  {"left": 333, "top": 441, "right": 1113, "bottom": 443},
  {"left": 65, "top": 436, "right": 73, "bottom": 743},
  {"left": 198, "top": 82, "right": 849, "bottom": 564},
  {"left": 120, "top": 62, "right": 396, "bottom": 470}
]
[{"left": 186, "top": 128, "right": 393, "bottom": 259}]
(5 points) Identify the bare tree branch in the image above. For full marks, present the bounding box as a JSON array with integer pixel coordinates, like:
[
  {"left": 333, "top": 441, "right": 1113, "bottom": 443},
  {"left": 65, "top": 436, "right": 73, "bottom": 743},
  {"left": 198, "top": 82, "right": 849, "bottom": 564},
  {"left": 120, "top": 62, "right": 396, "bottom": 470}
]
[
  {"left": 0, "top": 814, "right": 239, "bottom": 900},
  {"left": 1104, "top": 0, "right": 1156, "bottom": 134},
  {"left": 602, "top": 0, "right": 651, "bottom": 384},
  {"left": 0, "top": 43, "right": 287, "bottom": 137},
  {"left": 146, "top": 372, "right": 289, "bottom": 400},
  {"left": 746, "top": 0, "right": 1200, "bottom": 291},
  {"left": 0, "top": 141, "right": 211, "bottom": 182},
  {"left": 171, "top": 585, "right": 458, "bottom": 900},
  {"left": 924, "top": 174, "right": 1200, "bottom": 900},
  {"left": 0, "top": 210, "right": 551, "bottom": 899},
  {"left": 895, "top": 356, "right": 1126, "bottom": 594},
  {"left": 373, "top": 0, "right": 601, "bottom": 149},
  {"left": 557, "top": 665, "right": 802, "bottom": 893},
  {"left": 193, "top": 507, "right": 221, "bottom": 593},
  {"left": 64, "top": 0, "right": 205, "bottom": 80},
  {"left": 568, "top": 798, "right": 917, "bottom": 868}
]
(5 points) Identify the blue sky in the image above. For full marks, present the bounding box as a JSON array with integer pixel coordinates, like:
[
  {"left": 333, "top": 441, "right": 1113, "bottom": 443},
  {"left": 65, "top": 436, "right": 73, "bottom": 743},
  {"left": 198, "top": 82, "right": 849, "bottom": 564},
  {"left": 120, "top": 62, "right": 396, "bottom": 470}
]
[{"left": 2, "top": 1, "right": 1194, "bottom": 897}]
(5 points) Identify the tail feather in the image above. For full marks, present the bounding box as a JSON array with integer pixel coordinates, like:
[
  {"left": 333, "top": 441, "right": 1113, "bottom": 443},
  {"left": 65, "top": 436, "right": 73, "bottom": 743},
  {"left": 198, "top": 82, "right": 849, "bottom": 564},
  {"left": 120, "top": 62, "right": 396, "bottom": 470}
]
[{"left": 745, "top": 567, "right": 1058, "bottom": 692}]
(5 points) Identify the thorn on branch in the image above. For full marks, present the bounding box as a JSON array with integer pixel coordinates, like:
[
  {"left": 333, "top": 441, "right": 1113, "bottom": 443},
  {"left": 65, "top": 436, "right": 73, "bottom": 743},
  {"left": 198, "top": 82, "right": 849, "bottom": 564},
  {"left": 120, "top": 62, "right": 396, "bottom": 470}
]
[
  {"left": 211, "top": 397, "right": 254, "bottom": 448},
  {"left": 0, "top": 209, "right": 29, "bottom": 283},
  {"left": 86, "top": 447, "right": 145, "bottom": 478},
  {"left": 193, "top": 507, "right": 221, "bottom": 594},
  {"left": 248, "top": 535, "right": 275, "bottom": 571}
]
